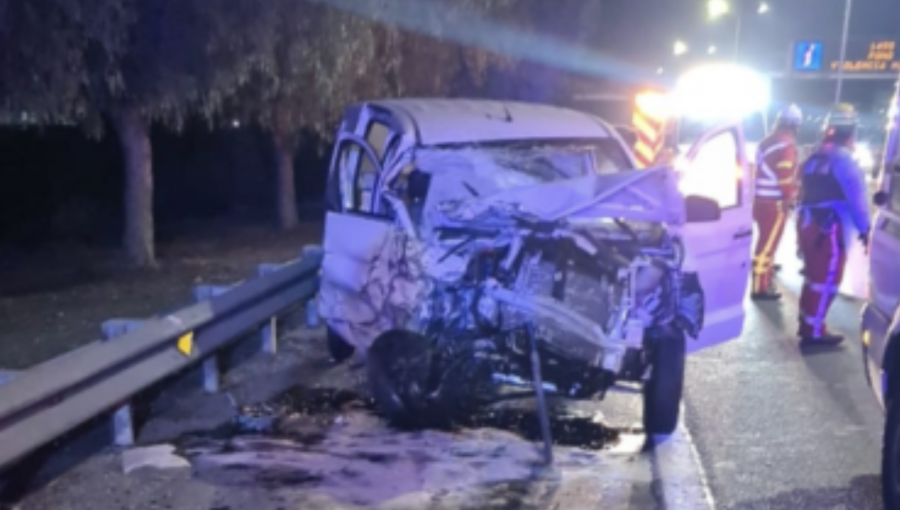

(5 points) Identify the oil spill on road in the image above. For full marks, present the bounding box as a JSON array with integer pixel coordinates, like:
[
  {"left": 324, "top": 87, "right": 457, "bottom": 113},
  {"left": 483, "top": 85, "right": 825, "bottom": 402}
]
[
  {"left": 176, "top": 385, "right": 628, "bottom": 506},
  {"left": 217, "top": 384, "right": 619, "bottom": 451},
  {"left": 228, "top": 386, "right": 375, "bottom": 440}
]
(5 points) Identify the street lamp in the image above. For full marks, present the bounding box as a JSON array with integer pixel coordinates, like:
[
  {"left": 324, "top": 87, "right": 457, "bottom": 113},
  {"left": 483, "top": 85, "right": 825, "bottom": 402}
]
[
  {"left": 707, "top": 0, "right": 770, "bottom": 61},
  {"left": 835, "top": 0, "right": 853, "bottom": 103},
  {"left": 708, "top": 0, "right": 730, "bottom": 20},
  {"left": 674, "top": 40, "right": 689, "bottom": 56}
]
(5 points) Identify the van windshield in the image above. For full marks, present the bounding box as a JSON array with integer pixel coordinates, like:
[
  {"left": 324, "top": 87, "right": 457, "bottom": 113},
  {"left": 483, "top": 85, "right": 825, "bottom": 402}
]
[{"left": 416, "top": 138, "right": 631, "bottom": 187}]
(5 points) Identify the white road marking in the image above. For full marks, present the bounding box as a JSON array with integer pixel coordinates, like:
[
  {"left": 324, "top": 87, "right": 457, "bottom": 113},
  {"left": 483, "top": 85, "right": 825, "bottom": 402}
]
[{"left": 651, "top": 405, "right": 716, "bottom": 509}]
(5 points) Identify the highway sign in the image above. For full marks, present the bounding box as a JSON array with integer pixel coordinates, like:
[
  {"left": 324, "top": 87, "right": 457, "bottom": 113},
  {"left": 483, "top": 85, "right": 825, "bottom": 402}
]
[
  {"left": 789, "top": 38, "right": 900, "bottom": 78},
  {"left": 793, "top": 41, "right": 824, "bottom": 72}
]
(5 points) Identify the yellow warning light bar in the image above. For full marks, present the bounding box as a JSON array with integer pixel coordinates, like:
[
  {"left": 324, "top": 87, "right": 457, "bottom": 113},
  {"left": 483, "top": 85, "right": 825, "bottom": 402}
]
[{"left": 635, "top": 91, "right": 671, "bottom": 122}]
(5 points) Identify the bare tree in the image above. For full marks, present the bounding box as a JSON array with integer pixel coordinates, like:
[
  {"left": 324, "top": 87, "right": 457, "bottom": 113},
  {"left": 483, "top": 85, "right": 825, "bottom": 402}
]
[
  {"left": 0, "top": 0, "right": 265, "bottom": 265},
  {"left": 228, "top": 0, "right": 516, "bottom": 230}
]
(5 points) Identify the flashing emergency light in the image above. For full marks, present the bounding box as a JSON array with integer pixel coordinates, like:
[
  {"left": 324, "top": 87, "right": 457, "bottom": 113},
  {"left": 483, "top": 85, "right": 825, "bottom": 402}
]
[
  {"left": 635, "top": 91, "right": 671, "bottom": 121},
  {"left": 672, "top": 64, "right": 771, "bottom": 121}
]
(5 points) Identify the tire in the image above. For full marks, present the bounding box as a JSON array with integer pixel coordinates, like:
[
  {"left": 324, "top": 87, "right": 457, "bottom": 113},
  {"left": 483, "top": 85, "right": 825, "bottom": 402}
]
[
  {"left": 885, "top": 384, "right": 900, "bottom": 508},
  {"left": 366, "top": 329, "right": 436, "bottom": 428},
  {"left": 642, "top": 330, "right": 686, "bottom": 436},
  {"left": 327, "top": 327, "right": 355, "bottom": 363}
]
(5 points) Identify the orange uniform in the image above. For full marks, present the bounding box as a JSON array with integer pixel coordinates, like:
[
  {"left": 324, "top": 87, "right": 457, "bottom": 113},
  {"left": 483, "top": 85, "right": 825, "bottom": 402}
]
[{"left": 751, "top": 130, "right": 798, "bottom": 297}]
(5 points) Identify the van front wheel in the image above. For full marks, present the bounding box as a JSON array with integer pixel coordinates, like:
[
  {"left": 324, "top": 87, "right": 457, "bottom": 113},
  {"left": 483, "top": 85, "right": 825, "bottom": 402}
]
[
  {"left": 367, "top": 329, "right": 435, "bottom": 428},
  {"left": 327, "top": 327, "right": 355, "bottom": 363},
  {"left": 642, "top": 330, "right": 686, "bottom": 436}
]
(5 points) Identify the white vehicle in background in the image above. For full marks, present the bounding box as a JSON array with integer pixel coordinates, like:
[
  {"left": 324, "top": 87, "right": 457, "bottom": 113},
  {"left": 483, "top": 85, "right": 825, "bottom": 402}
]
[
  {"left": 316, "top": 97, "right": 755, "bottom": 438},
  {"left": 861, "top": 79, "right": 900, "bottom": 508}
]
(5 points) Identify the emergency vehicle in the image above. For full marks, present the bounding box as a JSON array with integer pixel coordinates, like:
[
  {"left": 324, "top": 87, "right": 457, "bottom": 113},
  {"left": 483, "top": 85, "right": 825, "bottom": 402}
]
[{"left": 859, "top": 78, "right": 900, "bottom": 507}]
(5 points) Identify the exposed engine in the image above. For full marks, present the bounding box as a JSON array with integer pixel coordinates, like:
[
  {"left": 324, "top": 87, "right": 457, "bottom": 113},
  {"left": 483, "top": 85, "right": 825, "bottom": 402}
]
[{"left": 403, "top": 212, "right": 704, "bottom": 411}]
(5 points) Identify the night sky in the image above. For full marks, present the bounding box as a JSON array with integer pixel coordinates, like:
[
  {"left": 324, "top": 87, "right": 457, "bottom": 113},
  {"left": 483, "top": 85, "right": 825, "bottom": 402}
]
[
  {"left": 594, "top": 0, "right": 900, "bottom": 112},
  {"left": 598, "top": 0, "right": 900, "bottom": 67}
]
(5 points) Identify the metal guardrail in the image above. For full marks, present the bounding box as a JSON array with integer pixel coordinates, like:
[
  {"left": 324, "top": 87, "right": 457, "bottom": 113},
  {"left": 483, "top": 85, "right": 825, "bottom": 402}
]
[{"left": 0, "top": 245, "right": 324, "bottom": 472}]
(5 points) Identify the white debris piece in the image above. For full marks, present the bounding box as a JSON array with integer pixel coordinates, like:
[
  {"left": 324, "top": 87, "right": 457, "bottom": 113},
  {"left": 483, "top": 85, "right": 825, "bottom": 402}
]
[{"left": 122, "top": 444, "right": 190, "bottom": 474}]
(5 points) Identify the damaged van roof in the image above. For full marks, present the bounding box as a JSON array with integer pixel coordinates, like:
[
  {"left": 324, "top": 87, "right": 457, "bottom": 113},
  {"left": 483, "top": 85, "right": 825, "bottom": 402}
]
[{"left": 363, "top": 99, "right": 616, "bottom": 146}]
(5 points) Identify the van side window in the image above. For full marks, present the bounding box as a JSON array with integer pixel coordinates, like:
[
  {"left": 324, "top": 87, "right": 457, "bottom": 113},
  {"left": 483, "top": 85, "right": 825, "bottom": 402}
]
[
  {"left": 337, "top": 142, "right": 381, "bottom": 214},
  {"left": 679, "top": 130, "right": 742, "bottom": 209},
  {"left": 366, "top": 122, "right": 392, "bottom": 161}
]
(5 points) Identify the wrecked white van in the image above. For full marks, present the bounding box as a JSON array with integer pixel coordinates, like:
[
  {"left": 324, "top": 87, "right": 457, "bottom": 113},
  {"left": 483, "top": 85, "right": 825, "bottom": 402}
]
[{"left": 318, "top": 99, "right": 754, "bottom": 436}]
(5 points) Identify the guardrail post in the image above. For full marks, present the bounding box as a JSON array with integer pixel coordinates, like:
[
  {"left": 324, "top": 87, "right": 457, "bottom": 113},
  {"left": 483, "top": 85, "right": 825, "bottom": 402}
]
[
  {"left": 193, "top": 285, "right": 234, "bottom": 393},
  {"left": 101, "top": 319, "right": 144, "bottom": 447},
  {"left": 301, "top": 245, "right": 324, "bottom": 330},
  {"left": 305, "top": 298, "right": 320, "bottom": 329},
  {"left": 257, "top": 263, "right": 285, "bottom": 354}
]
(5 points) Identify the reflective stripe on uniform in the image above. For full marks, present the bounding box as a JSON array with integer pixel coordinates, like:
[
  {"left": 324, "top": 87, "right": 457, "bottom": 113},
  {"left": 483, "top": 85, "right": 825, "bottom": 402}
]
[
  {"left": 752, "top": 204, "right": 786, "bottom": 292},
  {"left": 804, "top": 225, "right": 841, "bottom": 337},
  {"left": 756, "top": 188, "right": 783, "bottom": 198},
  {"left": 801, "top": 313, "right": 826, "bottom": 329},
  {"left": 806, "top": 280, "right": 839, "bottom": 295},
  {"left": 755, "top": 142, "right": 791, "bottom": 198},
  {"left": 758, "top": 142, "right": 789, "bottom": 159}
]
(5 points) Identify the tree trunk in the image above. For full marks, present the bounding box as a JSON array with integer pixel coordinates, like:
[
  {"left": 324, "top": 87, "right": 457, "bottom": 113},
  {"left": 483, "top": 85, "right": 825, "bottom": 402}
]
[
  {"left": 272, "top": 129, "right": 299, "bottom": 231},
  {"left": 111, "top": 106, "right": 155, "bottom": 267}
]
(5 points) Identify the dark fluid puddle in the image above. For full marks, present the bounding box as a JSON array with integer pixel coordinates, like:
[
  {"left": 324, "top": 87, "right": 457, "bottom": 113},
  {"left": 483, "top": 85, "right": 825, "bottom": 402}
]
[
  {"left": 464, "top": 406, "right": 618, "bottom": 450},
  {"left": 209, "top": 385, "right": 618, "bottom": 451}
]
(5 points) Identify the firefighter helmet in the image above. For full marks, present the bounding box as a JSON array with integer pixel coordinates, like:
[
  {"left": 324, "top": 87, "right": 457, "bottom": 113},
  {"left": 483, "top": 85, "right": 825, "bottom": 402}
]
[{"left": 776, "top": 104, "right": 803, "bottom": 127}]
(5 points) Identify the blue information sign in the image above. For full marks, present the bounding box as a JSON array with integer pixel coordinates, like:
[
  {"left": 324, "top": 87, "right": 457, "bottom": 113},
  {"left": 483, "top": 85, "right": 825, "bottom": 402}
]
[{"left": 793, "top": 41, "right": 824, "bottom": 71}]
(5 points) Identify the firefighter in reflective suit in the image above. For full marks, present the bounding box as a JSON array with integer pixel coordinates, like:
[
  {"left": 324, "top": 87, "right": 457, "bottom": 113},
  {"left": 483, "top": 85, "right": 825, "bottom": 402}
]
[
  {"left": 752, "top": 104, "right": 803, "bottom": 300},
  {"left": 796, "top": 104, "right": 871, "bottom": 346}
]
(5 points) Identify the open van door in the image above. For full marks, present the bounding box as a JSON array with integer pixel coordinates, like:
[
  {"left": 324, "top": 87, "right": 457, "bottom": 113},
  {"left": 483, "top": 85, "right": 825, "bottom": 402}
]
[
  {"left": 320, "top": 134, "right": 395, "bottom": 350},
  {"left": 676, "top": 123, "right": 755, "bottom": 353}
]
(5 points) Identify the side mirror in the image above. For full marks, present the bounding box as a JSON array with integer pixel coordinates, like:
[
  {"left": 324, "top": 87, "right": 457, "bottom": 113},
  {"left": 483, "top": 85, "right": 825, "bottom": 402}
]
[
  {"left": 874, "top": 190, "right": 889, "bottom": 207},
  {"left": 685, "top": 195, "right": 722, "bottom": 223}
]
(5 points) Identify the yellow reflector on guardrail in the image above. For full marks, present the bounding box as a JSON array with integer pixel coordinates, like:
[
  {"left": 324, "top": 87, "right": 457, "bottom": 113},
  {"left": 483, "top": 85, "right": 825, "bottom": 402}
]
[{"left": 177, "top": 332, "right": 194, "bottom": 357}]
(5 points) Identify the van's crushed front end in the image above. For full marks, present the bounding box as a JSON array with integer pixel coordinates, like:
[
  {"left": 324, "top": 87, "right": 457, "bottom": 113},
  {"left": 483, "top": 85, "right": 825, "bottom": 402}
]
[{"left": 320, "top": 158, "right": 705, "bottom": 426}]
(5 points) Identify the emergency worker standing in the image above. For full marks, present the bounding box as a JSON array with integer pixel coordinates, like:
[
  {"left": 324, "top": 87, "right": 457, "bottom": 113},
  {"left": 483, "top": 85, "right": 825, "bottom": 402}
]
[
  {"left": 796, "top": 104, "right": 871, "bottom": 346},
  {"left": 752, "top": 104, "right": 803, "bottom": 300}
]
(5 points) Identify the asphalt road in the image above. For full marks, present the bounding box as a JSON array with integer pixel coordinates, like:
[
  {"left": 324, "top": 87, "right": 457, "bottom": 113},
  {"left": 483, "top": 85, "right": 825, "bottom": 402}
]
[
  {"left": 684, "top": 220, "right": 886, "bottom": 510},
  {"left": 13, "top": 217, "right": 891, "bottom": 510}
]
